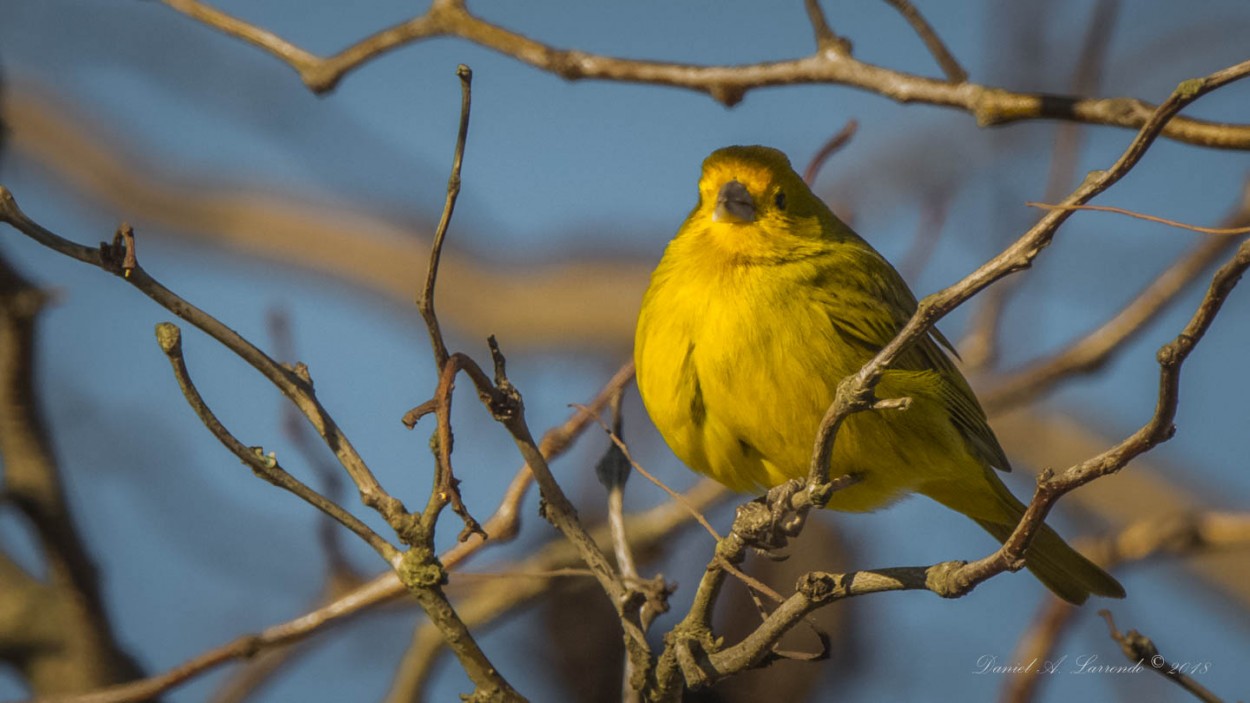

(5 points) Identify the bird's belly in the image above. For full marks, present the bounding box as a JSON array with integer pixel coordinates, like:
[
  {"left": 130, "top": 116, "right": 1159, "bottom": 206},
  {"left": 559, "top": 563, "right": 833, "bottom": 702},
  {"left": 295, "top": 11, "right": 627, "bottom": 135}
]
[{"left": 691, "top": 295, "right": 931, "bottom": 511}]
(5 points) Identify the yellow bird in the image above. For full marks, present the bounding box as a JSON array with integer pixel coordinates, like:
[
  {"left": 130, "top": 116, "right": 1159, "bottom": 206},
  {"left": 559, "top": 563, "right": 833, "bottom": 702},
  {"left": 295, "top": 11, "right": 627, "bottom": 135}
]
[{"left": 635, "top": 145, "right": 1123, "bottom": 604}]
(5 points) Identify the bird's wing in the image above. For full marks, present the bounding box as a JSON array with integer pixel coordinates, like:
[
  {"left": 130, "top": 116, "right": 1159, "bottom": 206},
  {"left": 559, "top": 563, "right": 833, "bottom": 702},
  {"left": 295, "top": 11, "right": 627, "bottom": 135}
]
[{"left": 817, "top": 247, "right": 1013, "bottom": 472}]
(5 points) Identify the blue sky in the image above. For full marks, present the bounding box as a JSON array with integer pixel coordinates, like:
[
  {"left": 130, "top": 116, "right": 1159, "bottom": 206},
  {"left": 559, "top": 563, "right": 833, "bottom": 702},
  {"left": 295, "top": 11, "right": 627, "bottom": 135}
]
[{"left": 2, "top": 1, "right": 1249, "bottom": 701}]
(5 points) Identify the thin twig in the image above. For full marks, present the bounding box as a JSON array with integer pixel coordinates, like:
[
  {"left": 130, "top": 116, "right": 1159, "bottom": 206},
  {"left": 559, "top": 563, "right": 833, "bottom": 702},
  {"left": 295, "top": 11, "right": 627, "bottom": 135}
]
[
  {"left": 417, "top": 64, "right": 472, "bottom": 371},
  {"left": 33, "top": 364, "right": 640, "bottom": 703},
  {"left": 596, "top": 389, "right": 638, "bottom": 581},
  {"left": 881, "top": 0, "right": 968, "bottom": 82},
  {"left": 962, "top": 0, "right": 1118, "bottom": 370},
  {"left": 153, "top": 323, "right": 528, "bottom": 698},
  {"left": 581, "top": 408, "right": 721, "bottom": 542},
  {"left": 0, "top": 194, "right": 405, "bottom": 524},
  {"left": 153, "top": 322, "right": 400, "bottom": 566},
  {"left": 1026, "top": 202, "right": 1250, "bottom": 236},
  {"left": 1099, "top": 611, "right": 1224, "bottom": 703},
  {"left": 156, "top": 0, "right": 1250, "bottom": 148},
  {"left": 413, "top": 354, "right": 485, "bottom": 542},
  {"left": 985, "top": 186, "right": 1250, "bottom": 412},
  {"left": 1000, "top": 511, "right": 1250, "bottom": 703},
  {"left": 803, "top": 0, "right": 852, "bottom": 55},
  {"left": 415, "top": 342, "right": 652, "bottom": 679},
  {"left": 384, "top": 479, "right": 727, "bottom": 703},
  {"left": 802, "top": 119, "right": 858, "bottom": 186},
  {"left": 439, "top": 360, "right": 638, "bottom": 569},
  {"left": 935, "top": 238, "right": 1250, "bottom": 598}
]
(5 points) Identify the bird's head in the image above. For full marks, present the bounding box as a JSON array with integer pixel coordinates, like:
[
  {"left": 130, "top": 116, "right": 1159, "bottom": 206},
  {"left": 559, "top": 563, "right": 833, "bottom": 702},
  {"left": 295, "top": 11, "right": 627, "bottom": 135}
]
[{"left": 690, "top": 146, "right": 851, "bottom": 259}]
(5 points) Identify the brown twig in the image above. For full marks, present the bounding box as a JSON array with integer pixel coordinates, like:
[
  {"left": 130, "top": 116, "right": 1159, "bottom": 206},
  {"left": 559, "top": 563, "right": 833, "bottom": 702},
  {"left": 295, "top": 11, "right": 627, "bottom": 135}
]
[
  {"left": 587, "top": 410, "right": 721, "bottom": 542},
  {"left": 406, "top": 95, "right": 651, "bottom": 681},
  {"left": 1026, "top": 202, "right": 1250, "bottom": 236},
  {"left": 931, "top": 237, "right": 1250, "bottom": 598},
  {"left": 410, "top": 353, "right": 486, "bottom": 542},
  {"left": 802, "top": 119, "right": 859, "bottom": 186},
  {"left": 1099, "top": 610, "right": 1224, "bottom": 703},
  {"left": 802, "top": 0, "right": 852, "bottom": 55},
  {"left": 1000, "top": 511, "right": 1250, "bottom": 703},
  {"left": 439, "top": 360, "right": 638, "bottom": 570},
  {"left": 594, "top": 387, "right": 645, "bottom": 703},
  {"left": 433, "top": 342, "right": 652, "bottom": 671},
  {"left": 26, "top": 575, "right": 404, "bottom": 703},
  {"left": 0, "top": 194, "right": 406, "bottom": 524},
  {"left": 32, "top": 363, "right": 639, "bottom": 703},
  {"left": 383, "top": 479, "right": 727, "bottom": 703},
  {"left": 153, "top": 322, "right": 401, "bottom": 566},
  {"left": 962, "top": 0, "right": 1118, "bottom": 370},
  {"left": 157, "top": 0, "right": 1250, "bottom": 148},
  {"left": 595, "top": 389, "right": 638, "bottom": 583},
  {"left": 417, "top": 64, "right": 472, "bottom": 371},
  {"left": 985, "top": 186, "right": 1250, "bottom": 412},
  {"left": 267, "top": 308, "right": 360, "bottom": 578},
  {"left": 201, "top": 312, "right": 372, "bottom": 703},
  {"left": 881, "top": 0, "right": 968, "bottom": 82}
]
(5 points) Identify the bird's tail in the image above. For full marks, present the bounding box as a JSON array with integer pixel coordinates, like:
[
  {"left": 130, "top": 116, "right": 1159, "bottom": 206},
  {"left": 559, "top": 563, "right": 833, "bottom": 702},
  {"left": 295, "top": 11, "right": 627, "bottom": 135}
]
[{"left": 973, "top": 514, "right": 1124, "bottom": 605}]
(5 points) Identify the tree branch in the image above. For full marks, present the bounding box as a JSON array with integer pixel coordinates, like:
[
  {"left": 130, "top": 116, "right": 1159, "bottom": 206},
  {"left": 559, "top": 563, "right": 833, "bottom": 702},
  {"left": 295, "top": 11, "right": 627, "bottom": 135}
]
[
  {"left": 0, "top": 194, "right": 406, "bottom": 523},
  {"left": 153, "top": 322, "right": 400, "bottom": 565},
  {"left": 881, "top": 0, "right": 968, "bottom": 82},
  {"left": 157, "top": 0, "right": 1250, "bottom": 149}
]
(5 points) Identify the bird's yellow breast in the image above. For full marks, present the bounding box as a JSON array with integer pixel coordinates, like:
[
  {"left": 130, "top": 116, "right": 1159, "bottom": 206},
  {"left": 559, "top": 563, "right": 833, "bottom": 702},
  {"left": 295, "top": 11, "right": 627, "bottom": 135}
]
[{"left": 636, "top": 224, "right": 926, "bottom": 510}]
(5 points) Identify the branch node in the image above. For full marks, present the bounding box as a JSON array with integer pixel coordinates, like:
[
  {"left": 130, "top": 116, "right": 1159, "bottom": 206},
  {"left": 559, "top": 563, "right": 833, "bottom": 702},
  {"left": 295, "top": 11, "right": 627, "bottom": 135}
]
[
  {"left": 155, "top": 321, "right": 182, "bottom": 355},
  {"left": 396, "top": 547, "right": 448, "bottom": 590},
  {"left": 796, "top": 571, "right": 840, "bottom": 604},
  {"left": 924, "top": 560, "right": 970, "bottom": 598},
  {"left": 100, "top": 223, "right": 138, "bottom": 278}
]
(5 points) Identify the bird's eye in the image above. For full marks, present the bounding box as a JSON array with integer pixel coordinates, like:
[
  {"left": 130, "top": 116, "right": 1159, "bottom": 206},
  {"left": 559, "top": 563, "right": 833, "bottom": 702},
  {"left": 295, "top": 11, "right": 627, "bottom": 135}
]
[{"left": 774, "top": 191, "right": 787, "bottom": 210}]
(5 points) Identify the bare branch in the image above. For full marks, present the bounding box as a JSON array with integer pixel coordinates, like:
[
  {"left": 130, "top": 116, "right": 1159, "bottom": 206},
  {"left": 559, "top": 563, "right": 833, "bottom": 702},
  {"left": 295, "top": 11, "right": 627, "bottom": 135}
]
[
  {"left": 1002, "top": 511, "right": 1250, "bottom": 703},
  {"left": 156, "top": 0, "right": 1250, "bottom": 148},
  {"left": 0, "top": 193, "right": 405, "bottom": 521},
  {"left": 984, "top": 233, "right": 1243, "bottom": 413},
  {"left": 1100, "top": 611, "right": 1224, "bottom": 703},
  {"left": 439, "top": 361, "right": 638, "bottom": 570},
  {"left": 881, "top": 0, "right": 968, "bottom": 82},
  {"left": 385, "top": 479, "right": 727, "bottom": 703},
  {"left": 650, "top": 61, "right": 1250, "bottom": 695},
  {"left": 33, "top": 364, "right": 639, "bottom": 703},
  {"left": 417, "top": 64, "right": 472, "bottom": 371},
  {"left": 802, "top": 0, "right": 852, "bottom": 55},
  {"left": 1026, "top": 201, "right": 1250, "bottom": 236},
  {"left": 962, "top": 0, "right": 1119, "bottom": 369},
  {"left": 802, "top": 119, "right": 858, "bottom": 186},
  {"left": 153, "top": 322, "right": 400, "bottom": 565}
]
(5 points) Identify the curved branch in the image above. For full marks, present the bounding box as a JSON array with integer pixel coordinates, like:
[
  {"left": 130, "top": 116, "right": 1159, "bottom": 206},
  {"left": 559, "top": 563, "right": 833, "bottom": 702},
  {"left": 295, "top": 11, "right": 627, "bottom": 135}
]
[
  {"left": 154, "top": 322, "right": 399, "bottom": 565},
  {"left": 0, "top": 192, "right": 404, "bottom": 524},
  {"left": 158, "top": 0, "right": 1250, "bottom": 149}
]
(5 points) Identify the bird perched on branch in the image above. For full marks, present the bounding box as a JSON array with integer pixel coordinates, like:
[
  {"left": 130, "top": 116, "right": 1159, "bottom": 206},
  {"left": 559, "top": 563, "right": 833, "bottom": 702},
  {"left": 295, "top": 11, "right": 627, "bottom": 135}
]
[{"left": 634, "top": 145, "right": 1123, "bottom": 604}]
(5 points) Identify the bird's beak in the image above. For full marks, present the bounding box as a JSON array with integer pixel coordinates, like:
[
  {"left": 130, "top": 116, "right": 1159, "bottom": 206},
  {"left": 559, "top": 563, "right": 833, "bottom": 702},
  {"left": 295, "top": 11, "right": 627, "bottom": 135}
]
[{"left": 713, "top": 180, "right": 756, "bottom": 223}]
